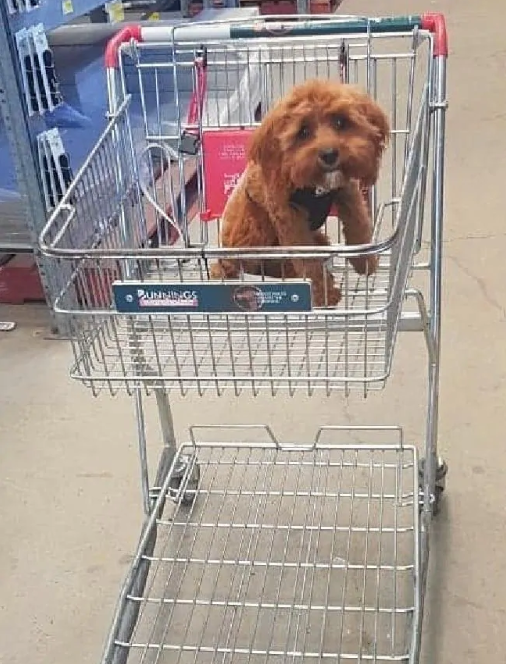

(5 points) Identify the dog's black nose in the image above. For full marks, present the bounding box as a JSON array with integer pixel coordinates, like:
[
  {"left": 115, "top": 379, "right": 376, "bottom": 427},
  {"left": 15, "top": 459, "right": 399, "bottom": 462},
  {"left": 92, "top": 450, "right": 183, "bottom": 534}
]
[{"left": 319, "top": 148, "right": 339, "bottom": 166}]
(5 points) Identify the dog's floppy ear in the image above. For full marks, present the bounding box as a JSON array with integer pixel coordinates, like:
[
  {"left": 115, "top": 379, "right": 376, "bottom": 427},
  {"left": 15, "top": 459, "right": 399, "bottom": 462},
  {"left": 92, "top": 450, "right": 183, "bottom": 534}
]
[
  {"left": 356, "top": 92, "right": 390, "bottom": 185},
  {"left": 364, "top": 98, "right": 390, "bottom": 148},
  {"left": 248, "top": 110, "right": 281, "bottom": 176}
]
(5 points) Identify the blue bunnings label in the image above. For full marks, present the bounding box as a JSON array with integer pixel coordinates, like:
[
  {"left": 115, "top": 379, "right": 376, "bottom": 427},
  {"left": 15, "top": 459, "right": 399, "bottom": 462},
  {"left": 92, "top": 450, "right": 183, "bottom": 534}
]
[{"left": 112, "top": 281, "right": 312, "bottom": 314}]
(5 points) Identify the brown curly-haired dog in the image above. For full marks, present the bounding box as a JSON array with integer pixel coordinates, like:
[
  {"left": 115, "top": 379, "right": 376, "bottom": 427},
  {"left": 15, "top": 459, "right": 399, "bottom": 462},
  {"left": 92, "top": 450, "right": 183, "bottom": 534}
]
[{"left": 209, "top": 79, "right": 390, "bottom": 307}]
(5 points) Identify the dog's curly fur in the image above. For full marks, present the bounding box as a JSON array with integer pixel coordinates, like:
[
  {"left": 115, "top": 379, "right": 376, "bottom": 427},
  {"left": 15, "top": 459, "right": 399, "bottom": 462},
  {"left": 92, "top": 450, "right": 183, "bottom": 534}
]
[{"left": 209, "top": 79, "right": 390, "bottom": 307}]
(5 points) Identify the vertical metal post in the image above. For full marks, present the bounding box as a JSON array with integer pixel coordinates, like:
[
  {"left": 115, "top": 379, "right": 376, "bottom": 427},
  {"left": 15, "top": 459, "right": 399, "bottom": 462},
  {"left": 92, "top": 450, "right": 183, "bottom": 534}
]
[
  {"left": 414, "top": 54, "right": 447, "bottom": 664},
  {"left": 423, "top": 55, "right": 447, "bottom": 511},
  {"left": 0, "top": 2, "right": 61, "bottom": 333},
  {"left": 428, "top": 64, "right": 447, "bottom": 366},
  {"left": 134, "top": 391, "right": 152, "bottom": 514}
]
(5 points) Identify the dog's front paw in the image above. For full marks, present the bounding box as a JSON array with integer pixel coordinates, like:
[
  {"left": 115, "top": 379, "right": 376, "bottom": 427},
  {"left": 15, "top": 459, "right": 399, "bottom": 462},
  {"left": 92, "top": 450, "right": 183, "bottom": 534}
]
[
  {"left": 208, "top": 262, "right": 225, "bottom": 280},
  {"left": 209, "top": 259, "right": 241, "bottom": 280},
  {"left": 326, "top": 286, "right": 342, "bottom": 307},
  {"left": 312, "top": 284, "right": 341, "bottom": 308},
  {"left": 348, "top": 253, "right": 379, "bottom": 276}
]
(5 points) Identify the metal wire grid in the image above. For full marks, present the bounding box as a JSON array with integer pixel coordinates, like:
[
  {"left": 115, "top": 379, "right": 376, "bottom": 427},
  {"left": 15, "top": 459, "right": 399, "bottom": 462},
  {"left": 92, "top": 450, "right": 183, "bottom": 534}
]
[
  {"left": 113, "top": 30, "right": 430, "bottom": 244},
  {"left": 40, "top": 35, "right": 429, "bottom": 264},
  {"left": 110, "top": 441, "right": 418, "bottom": 664},
  {"left": 41, "top": 29, "right": 428, "bottom": 396},
  {"left": 69, "top": 255, "right": 392, "bottom": 397},
  {"left": 185, "top": 33, "right": 430, "bottom": 238},
  {"left": 59, "top": 137, "right": 421, "bottom": 396},
  {"left": 48, "top": 107, "right": 421, "bottom": 396}
]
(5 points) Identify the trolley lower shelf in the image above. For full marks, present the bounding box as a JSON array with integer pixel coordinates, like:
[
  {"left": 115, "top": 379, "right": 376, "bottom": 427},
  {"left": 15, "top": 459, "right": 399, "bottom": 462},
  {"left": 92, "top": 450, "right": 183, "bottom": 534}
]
[{"left": 107, "top": 440, "right": 419, "bottom": 664}]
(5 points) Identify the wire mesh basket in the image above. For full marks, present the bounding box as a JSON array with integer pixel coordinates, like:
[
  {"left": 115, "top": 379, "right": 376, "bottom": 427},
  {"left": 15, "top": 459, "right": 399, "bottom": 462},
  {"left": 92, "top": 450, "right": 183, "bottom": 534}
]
[{"left": 40, "top": 18, "right": 434, "bottom": 396}]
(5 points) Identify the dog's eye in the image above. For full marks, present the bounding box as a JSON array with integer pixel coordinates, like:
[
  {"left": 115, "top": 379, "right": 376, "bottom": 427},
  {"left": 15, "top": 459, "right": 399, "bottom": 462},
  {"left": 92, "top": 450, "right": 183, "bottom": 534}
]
[
  {"left": 332, "top": 114, "right": 348, "bottom": 130},
  {"left": 297, "top": 123, "right": 311, "bottom": 140}
]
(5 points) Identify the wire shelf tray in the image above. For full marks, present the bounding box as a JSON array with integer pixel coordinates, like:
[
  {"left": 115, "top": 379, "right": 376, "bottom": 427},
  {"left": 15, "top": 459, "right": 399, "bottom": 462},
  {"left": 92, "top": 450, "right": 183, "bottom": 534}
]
[
  {"left": 106, "top": 438, "right": 419, "bottom": 664},
  {"left": 72, "top": 255, "right": 396, "bottom": 396}
]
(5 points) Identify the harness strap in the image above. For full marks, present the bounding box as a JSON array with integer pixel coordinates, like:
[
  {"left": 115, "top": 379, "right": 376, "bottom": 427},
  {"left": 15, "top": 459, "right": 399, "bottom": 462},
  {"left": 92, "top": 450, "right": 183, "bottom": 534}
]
[
  {"left": 289, "top": 188, "right": 334, "bottom": 231},
  {"left": 245, "top": 187, "right": 335, "bottom": 231}
]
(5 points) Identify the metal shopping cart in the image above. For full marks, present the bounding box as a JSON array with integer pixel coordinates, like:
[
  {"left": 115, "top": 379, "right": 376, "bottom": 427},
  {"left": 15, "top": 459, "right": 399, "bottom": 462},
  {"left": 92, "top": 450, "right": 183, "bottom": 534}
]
[{"left": 39, "top": 12, "right": 448, "bottom": 664}]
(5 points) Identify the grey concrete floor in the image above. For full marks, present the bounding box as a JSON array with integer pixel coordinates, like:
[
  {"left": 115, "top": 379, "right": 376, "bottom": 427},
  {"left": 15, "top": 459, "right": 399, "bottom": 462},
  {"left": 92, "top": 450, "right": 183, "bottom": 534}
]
[{"left": 1, "top": 0, "right": 506, "bottom": 662}]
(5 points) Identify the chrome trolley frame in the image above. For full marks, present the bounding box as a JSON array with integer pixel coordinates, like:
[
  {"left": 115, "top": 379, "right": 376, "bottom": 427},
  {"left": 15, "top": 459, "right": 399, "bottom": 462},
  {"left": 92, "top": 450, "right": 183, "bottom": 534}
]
[{"left": 39, "top": 13, "right": 448, "bottom": 664}]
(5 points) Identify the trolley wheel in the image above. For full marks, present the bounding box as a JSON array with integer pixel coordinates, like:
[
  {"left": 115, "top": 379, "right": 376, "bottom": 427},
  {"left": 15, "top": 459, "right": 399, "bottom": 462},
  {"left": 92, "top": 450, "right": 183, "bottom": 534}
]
[
  {"left": 169, "top": 460, "right": 201, "bottom": 507},
  {"left": 418, "top": 456, "right": 448, "bottom": 516}
]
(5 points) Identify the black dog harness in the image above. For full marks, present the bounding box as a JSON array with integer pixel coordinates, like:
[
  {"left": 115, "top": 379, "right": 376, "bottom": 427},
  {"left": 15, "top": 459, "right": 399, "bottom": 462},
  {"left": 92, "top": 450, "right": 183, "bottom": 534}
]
[
  {"left": 245, "top": 187, "right": 335, "bottom": 231},
  {"left": 289, "top": 187, "right": 335, "bottom": 231}
]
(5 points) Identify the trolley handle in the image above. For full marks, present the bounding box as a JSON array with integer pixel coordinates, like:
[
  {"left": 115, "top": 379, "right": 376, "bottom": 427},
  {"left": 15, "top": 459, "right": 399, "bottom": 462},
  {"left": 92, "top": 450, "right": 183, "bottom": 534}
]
[
  {"left": 104, "top": 13, "right": 447, "bottom": 69},
  {"left": 420, "top": 13, "right": 448, "bottom": 57},
  {"left": 105, "top": 24, "right": 142, "bottom": 68}
]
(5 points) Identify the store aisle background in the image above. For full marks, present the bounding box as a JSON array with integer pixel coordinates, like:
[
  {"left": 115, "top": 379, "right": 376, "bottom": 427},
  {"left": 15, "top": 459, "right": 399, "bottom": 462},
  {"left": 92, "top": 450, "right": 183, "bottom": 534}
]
[{"left": 1, "top": 1, "right": 505, "bottom": 662}]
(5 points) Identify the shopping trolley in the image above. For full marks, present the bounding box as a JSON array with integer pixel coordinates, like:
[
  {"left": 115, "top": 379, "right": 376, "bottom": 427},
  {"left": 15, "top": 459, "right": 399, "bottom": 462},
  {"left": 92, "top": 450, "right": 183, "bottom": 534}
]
[{"left": 39, "top": 12, "right": 449, "bottom": 664}]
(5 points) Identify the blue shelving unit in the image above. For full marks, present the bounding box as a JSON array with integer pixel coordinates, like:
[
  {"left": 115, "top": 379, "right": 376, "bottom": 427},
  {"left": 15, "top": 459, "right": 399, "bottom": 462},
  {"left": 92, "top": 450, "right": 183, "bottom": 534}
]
[
  {"left": 0, "top": 0, "right": 115, "bottom": 258},
  {"left": 0, "top": 34, "right": 109, "bottom": 193},
  {"left": 0, "top": 3, "right": 243, "bottom": 254},
  {"left": 0, "top": 0, "right": 246, "bottom": 323}
]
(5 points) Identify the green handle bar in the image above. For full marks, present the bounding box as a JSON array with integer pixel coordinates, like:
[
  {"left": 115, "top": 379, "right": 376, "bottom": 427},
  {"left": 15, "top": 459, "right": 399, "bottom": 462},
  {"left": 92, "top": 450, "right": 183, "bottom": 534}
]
[
  {"left": 229, "top": 14, "right": 447, "bottom": 57},
  {"left": 105, "top": 13, "right": 448, "bottom": 69}
]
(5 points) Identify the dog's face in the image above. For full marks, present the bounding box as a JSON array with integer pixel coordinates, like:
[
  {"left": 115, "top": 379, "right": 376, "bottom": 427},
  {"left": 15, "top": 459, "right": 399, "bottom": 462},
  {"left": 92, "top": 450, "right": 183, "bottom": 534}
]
[{"left": 249, "top": 80, "right": 390, "bottom": 191}]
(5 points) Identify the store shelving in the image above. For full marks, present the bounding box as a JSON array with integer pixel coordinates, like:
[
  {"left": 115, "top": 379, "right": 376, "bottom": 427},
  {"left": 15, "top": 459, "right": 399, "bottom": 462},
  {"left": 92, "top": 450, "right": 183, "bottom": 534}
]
[{"left": 0, "top": 2, "right": 250, "bottom": 316}]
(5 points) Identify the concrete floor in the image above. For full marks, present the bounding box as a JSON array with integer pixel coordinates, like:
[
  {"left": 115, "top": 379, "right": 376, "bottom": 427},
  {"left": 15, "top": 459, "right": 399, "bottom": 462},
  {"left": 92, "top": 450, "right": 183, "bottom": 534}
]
[{"left": 1, "top": 0, "right": 506, "bottom": 662}]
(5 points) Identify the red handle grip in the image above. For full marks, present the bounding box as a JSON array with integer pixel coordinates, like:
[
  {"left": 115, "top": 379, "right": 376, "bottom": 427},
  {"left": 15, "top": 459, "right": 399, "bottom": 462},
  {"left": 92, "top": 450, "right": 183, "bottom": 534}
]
[
  {"left": 421, "top": 13, "right": 448, "bottom": 57},
  {"left": 105, "top": 25, "right": 142, "bottom": 69}
]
